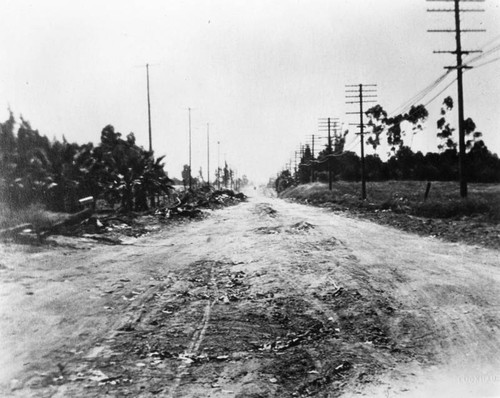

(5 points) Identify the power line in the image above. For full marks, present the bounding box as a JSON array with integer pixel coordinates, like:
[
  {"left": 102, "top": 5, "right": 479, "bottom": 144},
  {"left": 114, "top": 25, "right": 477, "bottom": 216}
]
[
  {"left": 389, "top": 71, "right": 452, "bottom": 116},
  {"left": 388, "top": 36, "right": 499, "bottom": 118},
  {"left": 471, "top": 55, "right": 500, "bottom": 69},
  {"left": 423, "top": 77, "right": 458, "bottom": 107}
]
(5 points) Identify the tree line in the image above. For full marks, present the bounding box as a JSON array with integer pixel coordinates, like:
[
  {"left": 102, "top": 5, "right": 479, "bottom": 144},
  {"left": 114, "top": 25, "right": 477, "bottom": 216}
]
[
  {"left": 0, "top": 111, "right": 172, "bottom": 212},
  {"left": 275, "top": 98, "right": 500, "bottom": 192}
]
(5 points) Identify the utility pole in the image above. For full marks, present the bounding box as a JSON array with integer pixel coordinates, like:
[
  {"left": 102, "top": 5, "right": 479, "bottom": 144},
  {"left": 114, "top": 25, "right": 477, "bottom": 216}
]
[
  {"left": 309, "top": 134, "right": 316, "bottom": 183},
  {"left": 346, "top": 84, "right": 377, "bottom": 200},
  {"left": 311, "top": 134, "right": 315, "bottom": 181},
  {"left": 188, "top": 107, "right": 192, "bottom": 190},
  {"left": 311, "top": 134, "right": 315, "bottom": 160},
  {"left": 146, "top": 64, "right": 153, "bottom": 152},
  {"left": 319, "top": 117, "right": 340, "bottom": 190},
  {"left": 427, "top": 0, "right": 484, "bottom": 198},
  {"left": 294, "top": 151, "right": 297, "bottom": 176},
  {"left": 206, "top": 123, "right": 210, "bottom": 187},
  {"left": 217, "top": 141, "right": 220, "bottom": 190}
]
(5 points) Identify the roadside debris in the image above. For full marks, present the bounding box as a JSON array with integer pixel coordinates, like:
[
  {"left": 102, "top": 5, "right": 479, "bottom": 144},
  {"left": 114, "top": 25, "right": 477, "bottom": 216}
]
[
  {"left": 156, "top": 188, "right": 246, "bottom": 220},
  {"left": 1, "top": 188, "right": 246, "bottom": 245},
  {"left": 254, "top": 222, "right": 315, "bottom": 235},
  {"left": 254, "top": 226, "right": 283, "bottom": 235},
  {"left": 0, "top": 223, "right": 33, "bottom": 239},
  {"left": 288, "top": 221, "right": 314, "bottom": 233},
  {"left": 254, "top": 203, "right": 278, "bottom": 218}
]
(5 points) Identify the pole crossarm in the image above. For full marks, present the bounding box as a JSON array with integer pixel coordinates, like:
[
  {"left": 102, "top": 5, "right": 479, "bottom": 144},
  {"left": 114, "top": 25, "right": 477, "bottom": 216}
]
[
  {"left": 433, "top": 50, "right": 482, "bottom": 54},
  {"left": 345, "top": 90, "right": 378, "bottom": 93},
  {"left": 427, "top": 8, "right": 484, "bottom": 11},
  {"left": 428, "top": 29, "right": 486, "bottom": 32},
  {"left": 427, "top": 0, "right": 484, "bottom": 2},
  {"left": 346, "top": 95, "right": 377, "bottom": 98}
]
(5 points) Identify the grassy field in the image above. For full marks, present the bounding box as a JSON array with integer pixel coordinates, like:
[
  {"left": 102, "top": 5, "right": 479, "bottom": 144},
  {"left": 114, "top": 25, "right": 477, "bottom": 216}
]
[
  {"left": 281, "top": 181, "right": 500, "bottom": 222},
  {"left": 280, "top": 181, "right": 500, "bottom": 249}
]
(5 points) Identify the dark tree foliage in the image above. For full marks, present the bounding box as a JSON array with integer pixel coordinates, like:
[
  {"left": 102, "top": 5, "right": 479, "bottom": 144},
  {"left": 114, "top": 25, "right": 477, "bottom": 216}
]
[
  {"left": 365, "top": 104, "right": 429, "bottom": 153},
  {"left": 181, "top": 164, "right": 191, "bottom": 188},
  {"left": 0, "top": 114, "right": 172, "bottom": 212},
  {"left": 223, "top": 161, "right": 230, "bottom": 188},
  {"left": 436, "top": 96, "right": 484, "bottom": 154},
  {"left": 297, "top": 145, "right": 313, "bottom": 184},
  {"left": 275, "top": 169, "right": 295, "bottom": 193},
  {"left": 283, "top": 95, "right": 499, "bottom": 187},
  {"left": 437, "top": 96, "right": 456, "bottom": 152},
  {"left": 285, "top": 141, "right": 499, "bottom": 187}
]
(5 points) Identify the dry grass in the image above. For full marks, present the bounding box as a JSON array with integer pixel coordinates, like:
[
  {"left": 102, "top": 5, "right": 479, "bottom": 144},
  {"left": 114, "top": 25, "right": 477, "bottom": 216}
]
[
  {"left": 281, "top": 181, "right": 500, "bottom": 223},
  {"left": 0, "top": 203, "right": 68, "bottom": 231}
]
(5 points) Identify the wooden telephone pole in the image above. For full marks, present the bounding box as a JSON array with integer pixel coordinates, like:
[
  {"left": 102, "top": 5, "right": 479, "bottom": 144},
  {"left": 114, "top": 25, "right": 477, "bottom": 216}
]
[
  {"left": 206, "top": 123, "right": 210, "bottom": 186},
  {"left": 346, "top": 84, "right": 377, "bottom": 200},
  {"left": 188, "top": 108, "right": 192, "bottom": 190},
  {"left": 318, "top": 117, "right": 340, "bottom": 190},
  {"left": 427, "top": 0, "right": 484, "bottom": 198},
  {"left": 146, "top": 64, "right": 152, "bottom": 153},
  {"left": 305, "top": 134, "right": 316, "bottom": 183}
]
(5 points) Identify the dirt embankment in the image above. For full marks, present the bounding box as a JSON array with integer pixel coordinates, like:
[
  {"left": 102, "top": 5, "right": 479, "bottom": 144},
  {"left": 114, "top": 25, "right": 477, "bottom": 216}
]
[{"left": 0, "top": 193, "right": 499, "bottom": 397}]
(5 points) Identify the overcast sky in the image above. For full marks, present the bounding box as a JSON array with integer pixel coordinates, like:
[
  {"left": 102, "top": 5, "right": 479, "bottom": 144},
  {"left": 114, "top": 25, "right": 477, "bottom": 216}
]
[{"left": 1, "top": 0, "right": 499, "bottom": 183}]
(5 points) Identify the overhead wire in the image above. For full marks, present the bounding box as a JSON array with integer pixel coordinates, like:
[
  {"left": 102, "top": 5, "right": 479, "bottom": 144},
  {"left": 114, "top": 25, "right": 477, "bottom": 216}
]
[
  {"left": 389, "top": 71, "right": 453, "bottom": 117},
  {"left": 422, "top": 42, "right": 500, "bottom": 108},
  {"left": 388, "top": 34, "right": 500, "bottom": 118},
  {"left": 471, "top": 56, "right": 500, "bottom": 69},
  {"left": 375, "top": 35, "right": 499, "bottom": 153}
]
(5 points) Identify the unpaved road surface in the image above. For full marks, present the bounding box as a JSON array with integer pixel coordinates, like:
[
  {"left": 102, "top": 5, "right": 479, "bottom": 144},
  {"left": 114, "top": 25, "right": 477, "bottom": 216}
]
[{"left": 1, "top": 192, "right": 499, "bottom": 397}]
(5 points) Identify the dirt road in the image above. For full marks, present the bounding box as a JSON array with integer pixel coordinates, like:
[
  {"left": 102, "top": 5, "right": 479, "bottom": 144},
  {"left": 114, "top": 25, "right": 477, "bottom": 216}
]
[{"left": 1, "top": 192, "right": 499, "bottom": 397}]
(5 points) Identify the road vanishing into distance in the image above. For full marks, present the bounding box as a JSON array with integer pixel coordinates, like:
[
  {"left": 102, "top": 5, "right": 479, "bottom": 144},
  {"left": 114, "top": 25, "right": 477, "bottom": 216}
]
[{"left": 1, "top": 190, "right": 499, "bottom": 397}]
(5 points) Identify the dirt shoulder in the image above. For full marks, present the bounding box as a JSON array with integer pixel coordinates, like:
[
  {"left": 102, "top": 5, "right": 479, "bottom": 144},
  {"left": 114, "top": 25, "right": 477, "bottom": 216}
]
[
  {"left": 280, "top": 182, "right": 500, "bottom": 250},
  {"left": 338, "top": 206, "right": 500, "bottom": 250},
  {"left": 0, "top": 193, "right": 499, "bottom": 397}
]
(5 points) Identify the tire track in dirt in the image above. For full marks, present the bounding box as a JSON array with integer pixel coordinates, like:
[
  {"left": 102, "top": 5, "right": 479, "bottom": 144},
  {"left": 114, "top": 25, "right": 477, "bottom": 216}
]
[
  {"left": 163, "top": 266, "right": 217, "bottom": 398},
  {"left": 245, "top": 203, "right": 431, "bottom": 396}
]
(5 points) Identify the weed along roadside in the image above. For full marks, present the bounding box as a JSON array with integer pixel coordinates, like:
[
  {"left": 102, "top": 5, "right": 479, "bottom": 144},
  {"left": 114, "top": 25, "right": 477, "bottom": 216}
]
[
  {"left": 0, "top": 188, "right": 247, "bottom": 247},
  {"left": 279, "top": 181, "right": 500, "bottom": 249}
]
